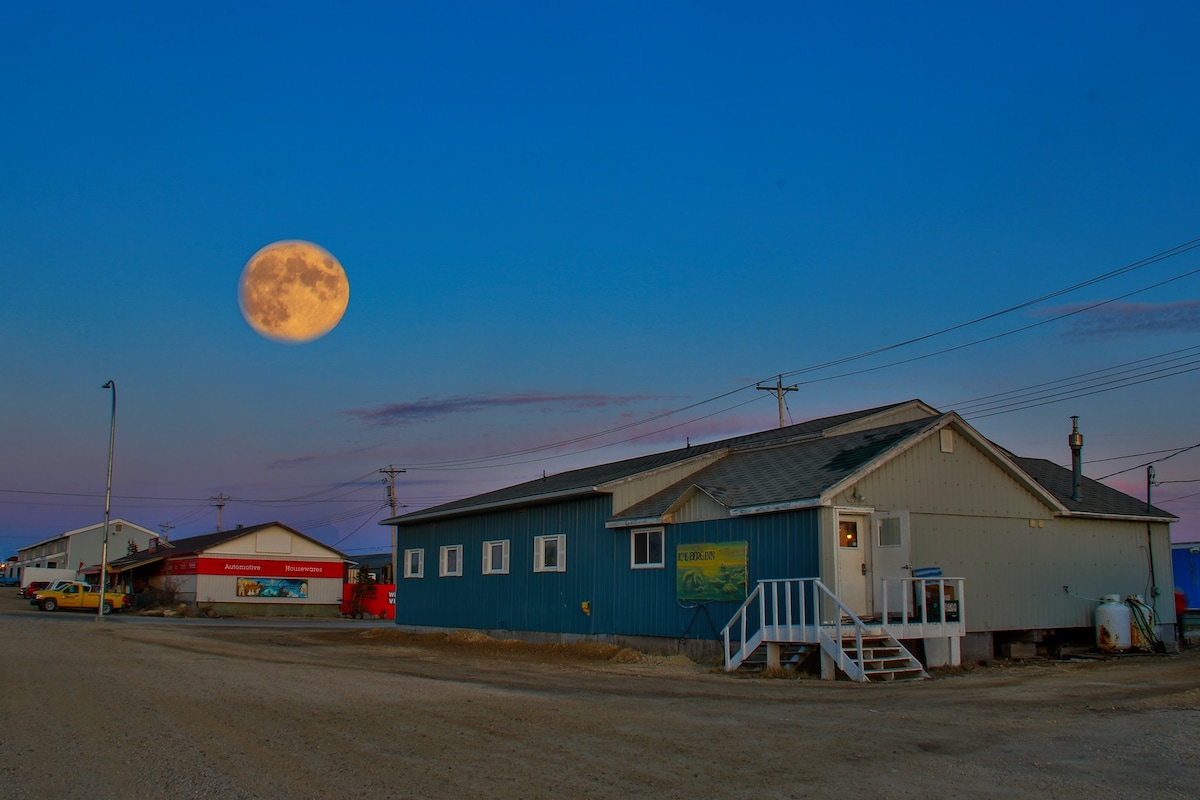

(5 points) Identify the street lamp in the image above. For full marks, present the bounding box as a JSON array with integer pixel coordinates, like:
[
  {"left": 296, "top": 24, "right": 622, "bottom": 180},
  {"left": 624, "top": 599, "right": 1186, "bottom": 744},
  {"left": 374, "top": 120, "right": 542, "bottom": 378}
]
[{"left": 98, "top": 380, "right": 116, "bottom": 619}]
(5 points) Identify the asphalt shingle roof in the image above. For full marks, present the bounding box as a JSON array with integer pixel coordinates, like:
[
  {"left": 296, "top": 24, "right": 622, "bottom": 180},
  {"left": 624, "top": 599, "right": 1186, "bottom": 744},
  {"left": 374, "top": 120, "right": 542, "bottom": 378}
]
[
  {"left": 613, "top": 417, "right": 937, "bottom": 520},
  {"left": 105, "top": 521, "right": 348, "bottom": 571},
  {"left": 391, "top": 401, "right": 923, "bottom": 523},
  {"left": 1011, "top": 456, "right": 1175, "bottom": 519},
  {"left": 391, "top": 400, "right": 1175, "bottom": 526}
]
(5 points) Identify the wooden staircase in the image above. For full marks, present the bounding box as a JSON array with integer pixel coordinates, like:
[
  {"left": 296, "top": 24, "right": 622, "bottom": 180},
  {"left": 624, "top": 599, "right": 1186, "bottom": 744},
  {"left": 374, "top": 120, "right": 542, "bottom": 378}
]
[
  {"left": 839, "top": 629, "right": 926, "bottom": 682},
  {"left": 722, "top": 578, "right": 931, "bottom": 682},
  {"left": 734, "top": 642, "right": 818, "bottom": 673}
]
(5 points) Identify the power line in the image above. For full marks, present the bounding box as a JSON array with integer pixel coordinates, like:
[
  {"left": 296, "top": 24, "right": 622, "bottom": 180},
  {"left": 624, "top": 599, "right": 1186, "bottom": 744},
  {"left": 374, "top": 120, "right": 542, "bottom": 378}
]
[
  {"left": 1096, "top": 442, "right": 1200, "bottom": 481},
  {"left": 328, "top": 502, "right": 390, "bottom": 549},
  {"left": 782, "top": 264, "right": 1200, "bottom": 391},
  {"left": 774, "top": 236, "right": 1200, "bottom": 382},
  {"left": 384, "top": 236, "right": 1200, "bottom": 472},
  {"left": 948, "top": 345, "right": 1200, "bottom": 412}
]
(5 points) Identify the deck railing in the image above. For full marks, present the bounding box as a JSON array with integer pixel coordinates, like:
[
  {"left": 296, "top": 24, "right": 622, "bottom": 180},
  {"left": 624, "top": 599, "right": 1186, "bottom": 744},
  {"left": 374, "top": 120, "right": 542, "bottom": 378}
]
[
  {"left": 721, "top": 578, "right": 868, "bottom": 678},
  {"left": 879, "top": 576, "right": 966, "bottom": 639},
  {"left": 722, "top": 576, "right": 967, "bottom": 672}
]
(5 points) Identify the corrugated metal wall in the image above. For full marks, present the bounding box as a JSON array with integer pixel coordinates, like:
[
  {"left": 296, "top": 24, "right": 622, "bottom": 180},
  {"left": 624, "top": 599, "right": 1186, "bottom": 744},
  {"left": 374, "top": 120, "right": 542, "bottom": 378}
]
[
  {"left": 394, "top": 495, "right": 613, "bottom": 635},
  {"left": 393, "top": 496, "right": 821, "bottom": 640}
]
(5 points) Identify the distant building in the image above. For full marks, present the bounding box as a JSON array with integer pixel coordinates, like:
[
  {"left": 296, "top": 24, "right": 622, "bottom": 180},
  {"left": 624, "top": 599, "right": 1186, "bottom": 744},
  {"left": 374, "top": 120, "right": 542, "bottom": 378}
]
[
  {"left": 107, "top": 521, "right": 347, "bottom": 617},
  {"left": 13, "top": 519, "right": 159, "bottom": 583},
  {"left": 1173, "top": 543, "right": 1200, "bottom": 608}
]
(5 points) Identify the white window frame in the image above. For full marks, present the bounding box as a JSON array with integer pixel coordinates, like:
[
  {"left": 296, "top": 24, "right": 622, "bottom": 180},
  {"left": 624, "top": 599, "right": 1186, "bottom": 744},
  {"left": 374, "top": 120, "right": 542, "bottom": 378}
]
[
  {"left": 534, "top": 534, "right": 566, "bottom": 573},
  {"left": 482, "top": 540, "right": 510, "bottom": 575},
  {"left": 877, "top": 516, "right": 903, "bottom": 548},
  {"left": 631, "top": 527, "right": 665, "bottom": 569},
  {"left": 403, "top": 548, "right": 424, "bottom": 579},
  {"left": 439, "top": 544, "right": 463, "bottom": 577}
]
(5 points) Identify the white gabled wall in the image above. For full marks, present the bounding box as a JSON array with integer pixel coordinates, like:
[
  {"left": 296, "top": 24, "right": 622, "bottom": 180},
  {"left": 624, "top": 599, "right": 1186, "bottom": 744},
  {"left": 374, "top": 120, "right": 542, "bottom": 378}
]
[
  {"left": 606, "top": 451, "right": 726, "bottom": 516},
  {"left": 202, "top": 525, "right": 343, "bottom": 559},
  {"left": 836, "top": 428, "right": 1173, "bottom": 632}
]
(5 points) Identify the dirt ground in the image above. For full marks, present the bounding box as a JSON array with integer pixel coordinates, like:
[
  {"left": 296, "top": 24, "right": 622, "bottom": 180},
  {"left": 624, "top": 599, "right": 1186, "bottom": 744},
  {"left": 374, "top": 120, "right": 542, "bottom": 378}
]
[{"left": 2, "top": 594, "right": 1197, "bottom": 799}]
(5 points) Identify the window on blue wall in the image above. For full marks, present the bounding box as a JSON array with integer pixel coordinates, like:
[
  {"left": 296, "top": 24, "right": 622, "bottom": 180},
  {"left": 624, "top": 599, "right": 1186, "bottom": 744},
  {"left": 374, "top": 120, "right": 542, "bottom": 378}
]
[
  {"left": 631, "top": 528, "right": 664, "bottom": 569},
  {"left": 439, "top": 544, "right": 463, "bottom": 577},
  {"left": 403, "top": 548, "right": 424, "bottom": 578},
  {"left": 482, "top": 540, "right": 510, "bottom": 575},
  {"left": 534, "top": 534, "right": 566, "bottom": 573}
]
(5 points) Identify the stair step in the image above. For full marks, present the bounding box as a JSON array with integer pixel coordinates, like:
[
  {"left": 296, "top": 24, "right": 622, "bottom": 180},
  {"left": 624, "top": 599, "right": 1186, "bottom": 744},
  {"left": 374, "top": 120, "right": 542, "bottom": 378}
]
[
  {"left": 845, "top": 648, "right": 903, "bottom": 658},
  {"left": 866, "top": 668, "right": 925, "bottom": 681}
]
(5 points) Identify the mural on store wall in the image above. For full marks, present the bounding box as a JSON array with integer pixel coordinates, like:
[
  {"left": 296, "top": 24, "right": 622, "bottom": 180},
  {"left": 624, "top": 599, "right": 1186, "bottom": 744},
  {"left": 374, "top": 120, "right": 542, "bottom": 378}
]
[
  {"left": 236, "top": 577, "right": 309, "bottom": 598},
  {"left": 676, "top": 541, "right": 747, "bottom": 602}
]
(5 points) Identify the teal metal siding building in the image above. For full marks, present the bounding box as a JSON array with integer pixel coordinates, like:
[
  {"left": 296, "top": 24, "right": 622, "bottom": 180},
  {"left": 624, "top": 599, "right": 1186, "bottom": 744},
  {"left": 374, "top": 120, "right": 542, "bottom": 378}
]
[{"left": 391, "top": 493, "right": 820, "bottom": 641}]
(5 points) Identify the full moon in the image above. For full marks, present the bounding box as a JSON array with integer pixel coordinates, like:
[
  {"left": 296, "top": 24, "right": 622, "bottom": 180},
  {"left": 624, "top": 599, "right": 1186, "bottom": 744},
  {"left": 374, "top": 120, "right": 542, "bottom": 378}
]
[{"left": 238, "top": 240, "right": 350, "bottom": 343}]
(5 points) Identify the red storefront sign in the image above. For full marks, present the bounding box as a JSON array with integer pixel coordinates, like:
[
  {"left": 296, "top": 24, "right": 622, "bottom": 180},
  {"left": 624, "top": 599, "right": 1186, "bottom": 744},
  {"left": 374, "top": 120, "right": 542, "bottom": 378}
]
[{"left": 167, "top": 557, "right": 343, "bottom": 579}]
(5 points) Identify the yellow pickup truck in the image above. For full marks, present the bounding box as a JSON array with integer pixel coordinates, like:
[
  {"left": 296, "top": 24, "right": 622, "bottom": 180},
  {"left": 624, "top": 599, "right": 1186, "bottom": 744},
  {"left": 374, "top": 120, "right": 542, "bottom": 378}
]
[{"left": 35, "top": 582, "right": 129, "bottom": 614}]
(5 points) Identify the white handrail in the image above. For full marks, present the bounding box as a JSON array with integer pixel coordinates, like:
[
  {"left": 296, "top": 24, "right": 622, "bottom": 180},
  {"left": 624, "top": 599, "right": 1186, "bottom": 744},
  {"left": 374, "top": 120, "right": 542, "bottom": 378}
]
[
  {"left": 722, "top": 578, "right": 871, "bottom": 678},
  {"left": 879, "top": 577, "right": 966, "bottom": 636}
]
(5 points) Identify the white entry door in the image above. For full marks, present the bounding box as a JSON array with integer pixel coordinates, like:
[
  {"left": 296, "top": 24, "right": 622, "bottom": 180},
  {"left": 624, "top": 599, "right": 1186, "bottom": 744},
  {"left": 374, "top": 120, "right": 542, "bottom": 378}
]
[
  {"left": 871, "top": 510, "right": 911, "bottom": 617},
  {"left": 835, "top": 514, "right": 869, "bottom": 616}
]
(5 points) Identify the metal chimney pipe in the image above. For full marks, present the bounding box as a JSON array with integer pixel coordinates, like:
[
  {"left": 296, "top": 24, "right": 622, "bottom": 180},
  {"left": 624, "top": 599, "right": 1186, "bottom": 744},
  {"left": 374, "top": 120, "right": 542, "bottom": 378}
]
[{"left": 1068, "top": 416, "right": 1083, "bottom": 502}]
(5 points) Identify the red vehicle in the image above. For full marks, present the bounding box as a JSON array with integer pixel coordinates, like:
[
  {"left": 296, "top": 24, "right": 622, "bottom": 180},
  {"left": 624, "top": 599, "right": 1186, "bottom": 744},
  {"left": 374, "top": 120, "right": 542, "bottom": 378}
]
[{"left": 21, "top": 581, "right": 50, "bottom": 599}]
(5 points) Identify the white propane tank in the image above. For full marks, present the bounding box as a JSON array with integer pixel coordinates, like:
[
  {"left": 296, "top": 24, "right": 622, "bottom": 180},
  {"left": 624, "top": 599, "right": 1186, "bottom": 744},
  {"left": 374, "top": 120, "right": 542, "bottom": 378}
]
[
  {"left": 1127, "top": 595, "right": 1156, "bottom": 651},
  {"left": 1096, "top": 595, "right": 1131, "bottom": 652}
]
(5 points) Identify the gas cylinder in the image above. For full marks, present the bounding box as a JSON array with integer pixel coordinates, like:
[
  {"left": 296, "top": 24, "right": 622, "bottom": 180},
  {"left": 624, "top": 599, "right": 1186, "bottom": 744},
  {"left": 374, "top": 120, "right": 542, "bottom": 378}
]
[{"left": 1095, "top": 595, "right": 1131, "bottom": 652}]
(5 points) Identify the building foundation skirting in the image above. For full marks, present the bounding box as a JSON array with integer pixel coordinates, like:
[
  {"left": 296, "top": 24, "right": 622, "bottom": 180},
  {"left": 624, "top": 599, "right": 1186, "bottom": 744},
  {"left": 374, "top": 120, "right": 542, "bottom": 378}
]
[
  {"left": 390, "top": 623, "right": 724, "bottom": 660},
  {"left": 199, "top": 602, "right": 342, "bottom": 618}
]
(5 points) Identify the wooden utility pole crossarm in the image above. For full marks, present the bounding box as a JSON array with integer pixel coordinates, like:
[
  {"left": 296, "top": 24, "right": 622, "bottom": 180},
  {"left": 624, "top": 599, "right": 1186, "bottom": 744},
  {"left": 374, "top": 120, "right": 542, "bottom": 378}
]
[{"left": 757, "top": 376, "right": 797, "bottom": 428}]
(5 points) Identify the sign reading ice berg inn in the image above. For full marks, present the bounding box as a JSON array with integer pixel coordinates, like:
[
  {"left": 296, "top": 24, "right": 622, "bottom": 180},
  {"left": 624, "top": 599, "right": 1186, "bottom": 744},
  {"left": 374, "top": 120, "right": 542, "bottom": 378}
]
[
  {"left": 675, "top": 541, "right": 748, "bottom": 602},
  {"left": 167, "top": 557, "right": 343, "bottom": 579}
]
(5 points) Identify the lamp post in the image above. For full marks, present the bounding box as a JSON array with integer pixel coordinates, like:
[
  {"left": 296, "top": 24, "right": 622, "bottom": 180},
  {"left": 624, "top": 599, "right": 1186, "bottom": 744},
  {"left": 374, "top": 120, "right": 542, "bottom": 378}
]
[{"left": 98, "top": 380, "right": 116, "bottom": 619}]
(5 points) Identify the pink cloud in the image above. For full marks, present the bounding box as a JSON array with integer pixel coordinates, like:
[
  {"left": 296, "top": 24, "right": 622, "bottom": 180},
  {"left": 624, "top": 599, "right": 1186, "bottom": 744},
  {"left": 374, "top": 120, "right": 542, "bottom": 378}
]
[
  {"left": 342, "top": 392, "right": 671, "bottom": 427},
  {"left": 1046, "top": 300, "right": 1200, "bottom": 338}
]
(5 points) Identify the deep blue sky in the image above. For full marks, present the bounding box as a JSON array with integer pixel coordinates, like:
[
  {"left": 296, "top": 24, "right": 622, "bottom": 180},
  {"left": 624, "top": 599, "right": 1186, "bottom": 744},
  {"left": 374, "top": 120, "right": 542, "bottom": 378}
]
[{"left": 3, "top": 2, "right": 1199, "bottom": 556}]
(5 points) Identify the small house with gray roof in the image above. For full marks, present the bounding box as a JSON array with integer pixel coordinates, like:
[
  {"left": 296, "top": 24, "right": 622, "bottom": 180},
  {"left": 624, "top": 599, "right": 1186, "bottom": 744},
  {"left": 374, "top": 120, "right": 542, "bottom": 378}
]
[{"left": 384, "top": 400, "right": 1177, "bottom": 680}]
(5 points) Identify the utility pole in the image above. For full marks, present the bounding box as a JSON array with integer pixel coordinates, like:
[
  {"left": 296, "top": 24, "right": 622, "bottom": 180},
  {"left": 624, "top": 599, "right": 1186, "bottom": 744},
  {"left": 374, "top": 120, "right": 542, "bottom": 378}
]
[
  {"left": 380, "top": 465, "right": 407, "bottom": 584},
  {"left": 757, "top": 376, "right": 797, "bottom": 429},
  {"left": 158, "top": 522, "right": 174, "bottom": 538},
  {"left": 1147, "top": 465, "right": 1159, "bottom": 614},
  {"left": 379, "top": 465, "right": 407, "bottom": 518},
  {"left": 210, "top": 494, "right": 229, "bottom": 531}
]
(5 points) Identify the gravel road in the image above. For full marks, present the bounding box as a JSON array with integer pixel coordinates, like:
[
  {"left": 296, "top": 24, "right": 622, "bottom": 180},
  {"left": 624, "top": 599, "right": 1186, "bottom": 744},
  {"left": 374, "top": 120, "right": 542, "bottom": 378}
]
[{"left": 2, "top": 596, "right": 1197, "bottom": 799}]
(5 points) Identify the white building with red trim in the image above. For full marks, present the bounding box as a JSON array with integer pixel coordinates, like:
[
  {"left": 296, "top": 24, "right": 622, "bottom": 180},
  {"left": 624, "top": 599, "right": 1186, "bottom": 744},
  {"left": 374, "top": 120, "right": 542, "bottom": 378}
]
[{"left": 108, "top": 522, "right": 347, "bottom": 617}]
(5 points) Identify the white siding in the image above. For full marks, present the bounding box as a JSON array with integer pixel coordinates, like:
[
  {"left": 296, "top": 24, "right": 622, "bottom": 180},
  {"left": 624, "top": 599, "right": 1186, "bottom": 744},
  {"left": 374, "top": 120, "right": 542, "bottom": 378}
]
[
  {"left": 606, "top": 452, "right": 726, "bottom": 515},
  {"left": 671, "top": 489, "right": 732, "bottom": 524},
  {"left": 839, "top": 431, "right": 1048, "bottom": 519},
  {"left": 911, "top": 513, "right": 1173, "bottom": 631},
  {"left": 203, "top": 525, "right": 342, "bottom": 559},
  {"left": 837, "top": 428, "right": 1174, "bottom": 632}
]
